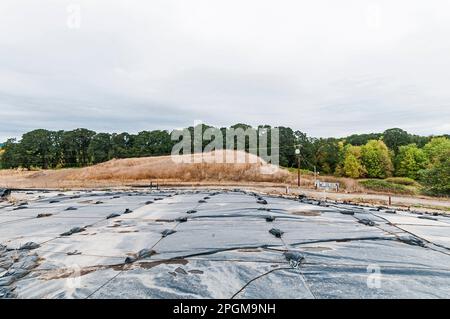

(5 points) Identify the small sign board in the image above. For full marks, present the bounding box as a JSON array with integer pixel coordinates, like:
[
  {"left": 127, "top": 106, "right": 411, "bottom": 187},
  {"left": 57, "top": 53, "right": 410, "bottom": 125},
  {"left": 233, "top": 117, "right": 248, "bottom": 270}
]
[{"left": 315, "top": 181, "right": 339, "bottom": 192}]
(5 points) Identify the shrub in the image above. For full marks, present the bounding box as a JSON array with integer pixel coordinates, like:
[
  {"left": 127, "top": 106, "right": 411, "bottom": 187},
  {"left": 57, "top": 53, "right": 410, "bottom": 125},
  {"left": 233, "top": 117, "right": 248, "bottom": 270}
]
[
  {"left": 361, "top": 140, "right": 393, "bottom": 178},
  {"left": 420, "top": 149, "right": 450, "bottom": 196},
  {"left": 359, "top": 179, "right": 416, "bottom": 195},
  {"left": 384, "top": 177, "right": 419, "bottom": 186},
  {"left": 395, "top": 144, "right": 428, "bottom": 179},
  {"left": 423, "top": 137, "right": 450, "bottom": 165}
]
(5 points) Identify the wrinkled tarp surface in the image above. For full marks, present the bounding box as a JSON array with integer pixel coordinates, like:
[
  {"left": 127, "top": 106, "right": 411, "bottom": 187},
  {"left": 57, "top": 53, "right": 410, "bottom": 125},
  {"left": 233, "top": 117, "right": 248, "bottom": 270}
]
[{"left": 1, "top": 189, "right": 450, "bottom": 299}]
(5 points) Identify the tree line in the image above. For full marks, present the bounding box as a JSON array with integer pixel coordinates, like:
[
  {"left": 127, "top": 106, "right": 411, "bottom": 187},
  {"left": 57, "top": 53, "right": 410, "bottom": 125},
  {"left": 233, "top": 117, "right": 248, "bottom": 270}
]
[{"left": 0, "top": 125, "right": 449, "bottom": 195}]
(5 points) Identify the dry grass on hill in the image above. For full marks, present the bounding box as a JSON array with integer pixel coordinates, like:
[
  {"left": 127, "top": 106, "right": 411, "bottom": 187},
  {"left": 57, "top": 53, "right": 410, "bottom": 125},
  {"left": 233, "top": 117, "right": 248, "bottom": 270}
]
[
  {"left": 0, "top": 150, "right": 378, "bottom": 193},
  {"left": 74, "top": 151, "right": 287, "bottom": 181},
  {"left": 0, "top": 151, "right": 292, "bottom": 189}
]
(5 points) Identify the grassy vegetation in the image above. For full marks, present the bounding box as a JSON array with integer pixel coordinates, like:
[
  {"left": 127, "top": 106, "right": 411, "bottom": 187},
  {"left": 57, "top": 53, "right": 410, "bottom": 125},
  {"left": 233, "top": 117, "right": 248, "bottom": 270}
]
[
  {"left": 359, "top": 179, "right": 419, "bottom": 195},
  {"left": 284, "top": 167, "right": 314, "bottom": 175},
  {"left": 0, "top": 150, "right": 293, "bottom": 189},
  {"left": 384, "top": 177, "right": 420, "bottom": 186}
]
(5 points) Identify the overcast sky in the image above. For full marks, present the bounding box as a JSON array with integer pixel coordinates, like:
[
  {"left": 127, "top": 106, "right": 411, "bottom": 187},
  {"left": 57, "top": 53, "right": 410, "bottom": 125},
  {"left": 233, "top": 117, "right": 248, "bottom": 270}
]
[{"left": 1, "top": 0, "right": 449, "bottom": 141}]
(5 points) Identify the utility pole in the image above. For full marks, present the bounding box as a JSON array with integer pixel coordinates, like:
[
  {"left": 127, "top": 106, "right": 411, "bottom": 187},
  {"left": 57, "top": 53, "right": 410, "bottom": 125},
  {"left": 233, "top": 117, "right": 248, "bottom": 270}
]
[
  {"left": 314, "top": 166, "right": 317, "bottom": 188},
  {"left": 295, "top": 147, "right": 301, "bottom": 187}
]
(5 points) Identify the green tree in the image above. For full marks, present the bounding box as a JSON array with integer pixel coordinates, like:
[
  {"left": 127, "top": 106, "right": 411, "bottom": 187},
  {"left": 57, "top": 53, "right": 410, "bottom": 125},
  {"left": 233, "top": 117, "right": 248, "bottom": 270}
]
[
  {"left": 395, "top": 144, "right": 428, "bottom": 179},
  {"left": 423, "top": 137, "right": 450, "bottom": 165},
  {"left": 277, "top": 126, "right": 296, "bottom": 167},
  {"left": 50, "top": 130, "right": 65, "bottom": 168},
  {"left": 409, "top": 134, "right": 430, "bottom": 148},
  {"left": 61, "top": 129, "right": 96, "bottom": 167},
  {"left": 228, "top": 123, "right": 254, "bottom": 155},
  {"left": 312, "top": 138, "right": 340, "bottom": 174},
  {"left": 73, "top": 128, "right": 96, "bottom": 166},
  {"left": 361, "top": 140, "right": 393, "bottom": 178},
  {"left": 294, "top": 130, "right": 315, "bottom": 170},
  {"left": 132, "top": 130, "right": 173, "bottom": 157},
  {"left": 111, "top": 132, "right": 134, "bottom": 158},
  {"left": 420, "top": 149, "right": 450, "bottom": 196},
  {"left": 19, "top": 129, "right": 56, "bottom": 169},
  {"left": 0, "top": 139, "right": 22, "bottom": 168},
  {"left": 345, "top": 133, "right": 382, "bottom": 146},
  {"left": 342, "top": 145, "right": 366, "bottom": 178},
  {"left": 60, "top": 131, "right": 78, "bottom": 167},
  {"left": 382, "top": 128, "right": 411, "bottom": 154},
  {"left": 88, "top": 133, "right": 112, "bottom": 164},
  {"left": 257, "top": 125, "right": 271, "bottom": 156}
]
